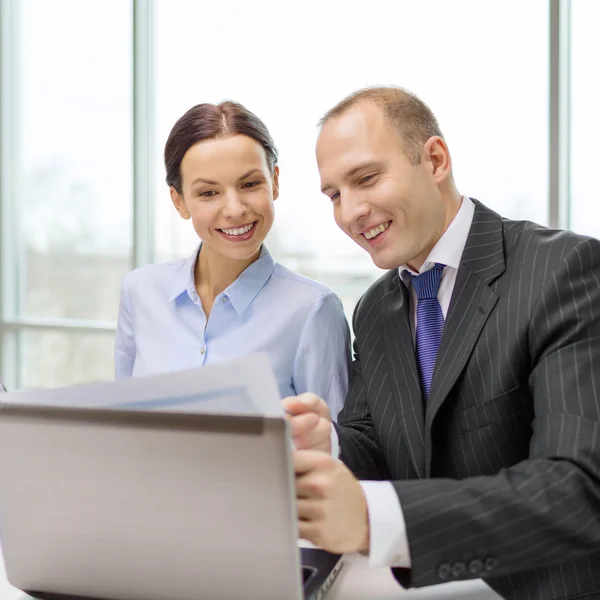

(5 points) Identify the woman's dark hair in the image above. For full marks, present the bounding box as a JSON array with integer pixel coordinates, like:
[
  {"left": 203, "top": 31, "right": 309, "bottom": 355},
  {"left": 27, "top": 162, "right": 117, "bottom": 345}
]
[{"left": 164, "top": 101, "right": 279, "bottom": 194}]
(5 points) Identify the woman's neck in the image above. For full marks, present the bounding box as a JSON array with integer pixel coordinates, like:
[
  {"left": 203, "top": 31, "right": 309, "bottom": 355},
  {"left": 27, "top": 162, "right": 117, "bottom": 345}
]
[{"left": 194, "top": 244, "right": 261, "bottom": 317}]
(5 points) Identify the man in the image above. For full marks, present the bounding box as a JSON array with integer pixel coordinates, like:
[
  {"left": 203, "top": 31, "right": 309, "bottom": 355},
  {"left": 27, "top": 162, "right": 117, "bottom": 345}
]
[{"left": 285, "top": 87, "right": 600, "bottom": 600}]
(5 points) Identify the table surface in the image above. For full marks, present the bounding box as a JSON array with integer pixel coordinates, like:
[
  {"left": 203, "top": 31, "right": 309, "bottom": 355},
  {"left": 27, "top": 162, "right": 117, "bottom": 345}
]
[{"left": 1, "top": 546, "right": 501, "bottom": 600}]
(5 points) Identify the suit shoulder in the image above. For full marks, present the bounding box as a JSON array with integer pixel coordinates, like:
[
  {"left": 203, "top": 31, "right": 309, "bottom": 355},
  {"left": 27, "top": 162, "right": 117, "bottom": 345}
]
[
  {"left": 502, "top": 216, "right": 600, "bottom": 265},
  {"left": 354, "top": 269, "right": 397, "bottom": 319}
]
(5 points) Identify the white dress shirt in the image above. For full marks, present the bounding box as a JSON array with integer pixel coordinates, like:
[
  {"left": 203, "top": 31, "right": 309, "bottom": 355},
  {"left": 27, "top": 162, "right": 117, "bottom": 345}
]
[{"left": 341, "top": 197, "right": 475, "bottom": 568}]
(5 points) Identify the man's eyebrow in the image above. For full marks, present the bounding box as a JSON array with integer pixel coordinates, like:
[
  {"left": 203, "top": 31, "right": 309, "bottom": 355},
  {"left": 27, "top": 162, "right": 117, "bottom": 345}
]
[{"left": 321, "top": 161, "right": 384, "bottom": 193}]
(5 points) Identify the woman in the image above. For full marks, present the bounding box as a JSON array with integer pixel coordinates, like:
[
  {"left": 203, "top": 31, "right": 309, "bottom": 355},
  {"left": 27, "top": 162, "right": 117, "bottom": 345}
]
[{"left": 114, "top": 101, "right": 350, "bottom": 418}]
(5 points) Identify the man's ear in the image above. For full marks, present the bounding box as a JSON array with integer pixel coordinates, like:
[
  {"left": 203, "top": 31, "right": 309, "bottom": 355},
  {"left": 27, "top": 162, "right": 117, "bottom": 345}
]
[
  {"left": 170, "top": 186, "right": 190, "bottom": 219},
  {"left": 422, "top": 136, "right": 452, "bottom": 183},
  {"left": 272, "top": 166, "right": 280, "bottom": 201}
]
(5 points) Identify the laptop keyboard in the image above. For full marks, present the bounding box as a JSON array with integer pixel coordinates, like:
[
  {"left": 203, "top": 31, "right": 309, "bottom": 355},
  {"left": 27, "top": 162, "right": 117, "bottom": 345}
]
[{"left": 303, "top": 566, "right": 317, "bottom": 585}]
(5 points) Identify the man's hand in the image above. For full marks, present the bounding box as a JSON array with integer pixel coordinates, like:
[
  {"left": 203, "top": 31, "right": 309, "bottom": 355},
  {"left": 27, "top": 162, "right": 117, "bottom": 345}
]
[
  {"left": 295, "top": 450, "right": 370, "bottom": 555},
  {"left": 282, "top": 393, "right": 332, "bottom": 454}
]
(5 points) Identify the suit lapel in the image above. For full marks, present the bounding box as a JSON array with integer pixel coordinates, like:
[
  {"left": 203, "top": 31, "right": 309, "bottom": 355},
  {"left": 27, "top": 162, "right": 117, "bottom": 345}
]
[
  {"left": 378, "top": 274, "right": 426, "bottom": 478},
  {"left": 424, "top": 202, "right": 505, "bottom": 471}
]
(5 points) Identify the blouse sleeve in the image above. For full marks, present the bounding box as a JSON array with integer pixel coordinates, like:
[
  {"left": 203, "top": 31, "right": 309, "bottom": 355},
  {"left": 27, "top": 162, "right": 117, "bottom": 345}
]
[
  {"left": 292, "top": 291, "right": 352, "bottom": 421},
  {"left": 114, "top": 274, "right": 136, "bottom": 379}
]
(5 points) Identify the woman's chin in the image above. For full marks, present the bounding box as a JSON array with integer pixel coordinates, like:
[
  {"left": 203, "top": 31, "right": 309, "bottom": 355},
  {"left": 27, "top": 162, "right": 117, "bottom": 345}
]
[{"left": 213, "top": 239, "right": 264, "bottom": 262}]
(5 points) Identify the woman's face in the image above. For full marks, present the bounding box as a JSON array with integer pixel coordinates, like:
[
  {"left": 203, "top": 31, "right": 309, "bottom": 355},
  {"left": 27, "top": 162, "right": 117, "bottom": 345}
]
[{"left": 171, "top": 134, "right": 278, "bottom": 261}]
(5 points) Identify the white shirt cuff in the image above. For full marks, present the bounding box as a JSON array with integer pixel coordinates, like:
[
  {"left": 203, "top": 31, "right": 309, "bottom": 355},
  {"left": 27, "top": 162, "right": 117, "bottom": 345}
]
[
  {"left": 359, "top": 480, "right": 412, "bottom": 568},
  {"left": 330, "top": 423, "right": 340, "bottom": 459}
]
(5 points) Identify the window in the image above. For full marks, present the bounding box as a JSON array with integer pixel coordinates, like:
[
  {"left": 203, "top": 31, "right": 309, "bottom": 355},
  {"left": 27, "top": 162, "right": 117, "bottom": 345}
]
[
  {"left": 0, "top": 0, "right": 132, "bottom": 389},
  {"left": 19, "top": 329, "right": 116, "bottom": 389},
  {"left": 2, "top": 0, "right": 588, "bottom": 392},
  {"left": 569, "top": 0, "right": 600, "bottom": 238},
  {"left": 154, "top": 0, "right": 549, "bottom": 319}
]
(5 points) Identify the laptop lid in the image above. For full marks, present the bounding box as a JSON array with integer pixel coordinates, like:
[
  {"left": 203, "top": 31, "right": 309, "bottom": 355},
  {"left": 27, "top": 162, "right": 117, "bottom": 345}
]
[{"left": 0, "top": 401, "right": 306, "bottom": 599}]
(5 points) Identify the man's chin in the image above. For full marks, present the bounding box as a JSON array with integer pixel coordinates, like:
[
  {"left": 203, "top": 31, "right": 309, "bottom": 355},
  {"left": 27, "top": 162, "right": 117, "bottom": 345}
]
[
  {"left": 368, "top": 248, "right": 403, "bottom": 271},
  {"left": 353, "top": 237, "right": 403, "bottom": 270}
]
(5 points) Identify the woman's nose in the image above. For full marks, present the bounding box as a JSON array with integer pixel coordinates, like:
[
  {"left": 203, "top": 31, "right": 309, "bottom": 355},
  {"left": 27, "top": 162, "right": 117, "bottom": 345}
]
[{"left": 222, "top": 192, "right": 248, "bottom": 220}]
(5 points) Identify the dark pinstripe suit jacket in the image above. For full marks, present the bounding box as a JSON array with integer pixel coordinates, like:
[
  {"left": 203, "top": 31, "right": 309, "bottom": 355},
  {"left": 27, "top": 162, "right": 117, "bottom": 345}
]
[{"left": 336, "top": 200, "right": 600, "bottom": 600}]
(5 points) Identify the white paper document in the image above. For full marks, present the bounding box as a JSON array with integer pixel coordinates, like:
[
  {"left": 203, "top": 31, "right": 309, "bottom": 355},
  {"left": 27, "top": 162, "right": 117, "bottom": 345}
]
[{"left": 0, "top": 353, "right": 284, "bottom": 417}]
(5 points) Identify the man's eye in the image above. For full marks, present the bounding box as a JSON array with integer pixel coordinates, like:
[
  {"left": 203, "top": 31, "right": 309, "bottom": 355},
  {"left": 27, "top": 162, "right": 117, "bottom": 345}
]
[
  {"left": 330, "top": 192, "right": 340, "bottom": 202},
  {"left": 360, "top": 174, "right": 376, "bottom": 184}
]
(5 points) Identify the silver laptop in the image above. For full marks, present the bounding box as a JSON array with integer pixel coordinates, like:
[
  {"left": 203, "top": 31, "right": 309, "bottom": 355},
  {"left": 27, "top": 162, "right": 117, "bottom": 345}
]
[{"left": 0, "top": 363, "right": 343, "bottom": 600}]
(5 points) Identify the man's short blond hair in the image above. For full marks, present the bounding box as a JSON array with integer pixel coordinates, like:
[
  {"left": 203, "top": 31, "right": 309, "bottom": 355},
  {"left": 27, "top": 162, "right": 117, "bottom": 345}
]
[{"left": 319, "top": 86, "right": 444, "bottom": 165}]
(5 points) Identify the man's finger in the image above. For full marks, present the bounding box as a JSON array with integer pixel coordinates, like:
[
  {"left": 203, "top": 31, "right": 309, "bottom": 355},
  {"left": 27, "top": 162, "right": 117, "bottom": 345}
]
[
  {"left": 296, "top": 471, "right": 332, "bottom": 500},
  {"left": 298, "top": 521, "right": 322, "bottom": 548},
  {"left": 294, "top": 449, "right": 332, "bottom": 474},
  {"left": 297, "top": 498, "right": 326, "bottom": 521},
  {"left": 282, "top": 394, "right": 318, "bottom": 415},
  {"left": 288, "top": 413, "right": 320, "bottom": 438},
  {"left": 282, "top": 393, "right": 329, "bottom": 418}
]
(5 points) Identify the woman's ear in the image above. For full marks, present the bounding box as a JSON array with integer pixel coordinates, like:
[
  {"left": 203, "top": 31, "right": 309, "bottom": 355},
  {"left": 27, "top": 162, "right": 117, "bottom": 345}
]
[
  {"left": 272, "top": 166, "right": 280, "bottom": 201},
  {"left": 170, "top": 186, "right": 191, "bottom": 219}
]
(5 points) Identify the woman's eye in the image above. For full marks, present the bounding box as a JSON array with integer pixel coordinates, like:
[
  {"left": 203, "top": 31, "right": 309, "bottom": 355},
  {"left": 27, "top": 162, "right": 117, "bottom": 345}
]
[
  {"left": 242, "top": 181, "right": 261, "bottom": 189},
  {"left": 199, "top": 190, "right": 216, "bottom": 198},
  {"left": 330, "top": 192, "right": 340, "bottom": 202}
]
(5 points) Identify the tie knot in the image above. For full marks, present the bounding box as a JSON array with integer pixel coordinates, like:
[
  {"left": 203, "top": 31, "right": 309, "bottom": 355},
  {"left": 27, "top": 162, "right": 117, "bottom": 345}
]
[{"left": 410, "top": 263, "right": 445, "bottom": 300}]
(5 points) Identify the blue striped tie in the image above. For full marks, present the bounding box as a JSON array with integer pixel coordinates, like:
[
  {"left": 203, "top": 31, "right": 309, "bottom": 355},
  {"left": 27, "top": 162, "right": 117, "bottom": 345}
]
[{"left": 409, "top": 263, "right": 445, "bottom": 402}]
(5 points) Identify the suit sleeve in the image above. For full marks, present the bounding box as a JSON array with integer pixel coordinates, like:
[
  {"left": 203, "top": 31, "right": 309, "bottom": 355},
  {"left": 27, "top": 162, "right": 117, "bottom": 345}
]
[
  {"left": 334, "top": 296, "right": 391, "bottom": 481},
  {"left": 390, "top": 238, "right": 600, "bottom": 588},
  {"left": 114, "top": 274, "right": 136, "bottom": 379}
]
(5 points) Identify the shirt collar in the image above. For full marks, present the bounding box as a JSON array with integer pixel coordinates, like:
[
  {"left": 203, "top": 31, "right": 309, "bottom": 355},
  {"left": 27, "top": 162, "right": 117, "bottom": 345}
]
[
  {"left": 224, "top": 245, "right": 276, "bottom": 315},
  {"left": 399, "top": 196, "right": 475, "bottom": 280},
  {"left": 169, "top": 244, "right": 276, "bottom": 316},
  {"left": 169, "top": 245, "right": 201, "bottom": 303}
]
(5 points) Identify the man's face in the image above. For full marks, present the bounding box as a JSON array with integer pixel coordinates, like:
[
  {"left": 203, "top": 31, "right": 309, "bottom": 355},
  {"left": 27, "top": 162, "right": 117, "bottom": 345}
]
[{"left": 316, "top": 101, "right": 447, "bottom": 271}]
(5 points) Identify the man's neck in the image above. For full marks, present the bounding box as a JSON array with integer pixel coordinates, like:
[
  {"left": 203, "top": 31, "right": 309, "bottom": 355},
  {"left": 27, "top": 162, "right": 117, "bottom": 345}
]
[{"left": 406, "top": 190, "right": 463, "bottom": 272}]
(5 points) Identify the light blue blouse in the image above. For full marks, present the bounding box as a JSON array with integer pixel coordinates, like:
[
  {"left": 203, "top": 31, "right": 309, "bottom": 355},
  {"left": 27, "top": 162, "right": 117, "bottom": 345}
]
[{"left": 114, "top": 245, "right": 351, "bottom": 419}]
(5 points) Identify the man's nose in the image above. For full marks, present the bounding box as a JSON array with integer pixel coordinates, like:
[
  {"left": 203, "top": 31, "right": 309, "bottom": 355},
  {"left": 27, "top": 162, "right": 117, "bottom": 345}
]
[{"left": 340, "top": 192, "right": 370, "bottom": 231}]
